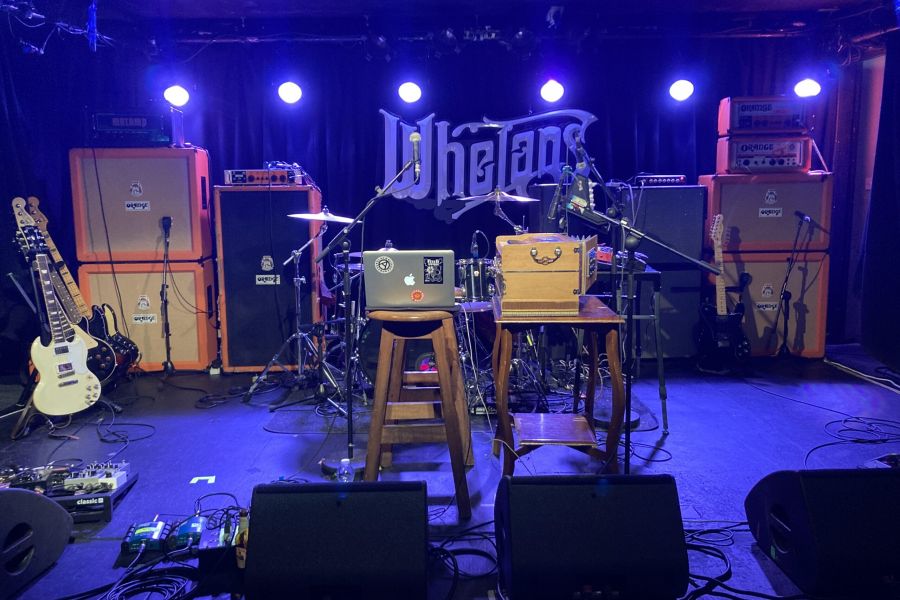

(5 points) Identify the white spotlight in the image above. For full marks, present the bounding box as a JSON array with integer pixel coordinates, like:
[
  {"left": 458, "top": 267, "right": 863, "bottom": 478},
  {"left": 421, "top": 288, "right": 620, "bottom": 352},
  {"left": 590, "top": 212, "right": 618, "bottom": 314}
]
[
  {"left": 163, "top": 85, "right": 190, "bottom": 107},
  {"left": 794, "top": 78, "right": 822, "bottom": 98},
  {"left": 278, "top": 81, "right": 303, "bottom": 104},
  {"left": 398, "top": 82, "right": 422, "bottom": 103},
  {"left": 540, "top": 79, "right": 564, "bottom": 103},
  {"left": 669, "top": 79, "right": 695, "bottom": 102}
]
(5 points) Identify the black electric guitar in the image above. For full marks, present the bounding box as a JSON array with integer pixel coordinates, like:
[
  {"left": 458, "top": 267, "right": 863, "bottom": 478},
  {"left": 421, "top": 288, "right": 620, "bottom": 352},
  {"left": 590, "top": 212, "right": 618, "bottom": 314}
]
[
  {"left": 698, "top": 214, "right": 751, "bottom": 372},
  {"left": 12, "top": 198, "right": 118, "bottom": 383},
  {"left": 24, "top": 196, "right": 140, "bottom": 375}
]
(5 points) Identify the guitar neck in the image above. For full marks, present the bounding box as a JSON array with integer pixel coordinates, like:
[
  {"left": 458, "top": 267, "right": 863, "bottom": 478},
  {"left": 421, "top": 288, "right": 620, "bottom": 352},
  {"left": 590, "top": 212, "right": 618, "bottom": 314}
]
[
  {"left": 35, "top": 255, "right": 75, "bottom": 344},
  {"left": 41, "top": 230, "right": 91, "bottom": 319},
  {"left": 713, "top": 243, "right": 728, "bottom": 316}
]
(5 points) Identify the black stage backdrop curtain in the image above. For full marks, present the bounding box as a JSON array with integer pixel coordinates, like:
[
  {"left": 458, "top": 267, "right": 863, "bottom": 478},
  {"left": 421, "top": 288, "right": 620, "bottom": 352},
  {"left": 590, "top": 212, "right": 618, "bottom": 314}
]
[
  {"left": 862, "top": 32, "right": 900, "bottom": 371},
  {"left": 0, "top": 31, "right": 836, "bottom": 363}
]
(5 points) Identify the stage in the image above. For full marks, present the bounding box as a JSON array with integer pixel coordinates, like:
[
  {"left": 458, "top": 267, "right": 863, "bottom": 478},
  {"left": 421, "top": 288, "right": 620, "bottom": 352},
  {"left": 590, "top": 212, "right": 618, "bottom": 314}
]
[{"left": 2, "top": 356, "right": 897, "bottom": 599}]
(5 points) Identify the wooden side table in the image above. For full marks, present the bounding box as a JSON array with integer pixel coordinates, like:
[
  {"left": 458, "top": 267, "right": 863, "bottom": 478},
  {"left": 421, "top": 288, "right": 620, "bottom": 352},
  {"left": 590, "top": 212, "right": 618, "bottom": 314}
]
[{"left": 492, "top": 296, "right": 625, "bottom": 476}]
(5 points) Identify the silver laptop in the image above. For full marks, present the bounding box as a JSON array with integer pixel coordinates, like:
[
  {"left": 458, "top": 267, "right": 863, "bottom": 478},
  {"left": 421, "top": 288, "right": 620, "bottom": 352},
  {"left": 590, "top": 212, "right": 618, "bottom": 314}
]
[{"left": 363, "top": 250, "right": 456, "bottom": 310}]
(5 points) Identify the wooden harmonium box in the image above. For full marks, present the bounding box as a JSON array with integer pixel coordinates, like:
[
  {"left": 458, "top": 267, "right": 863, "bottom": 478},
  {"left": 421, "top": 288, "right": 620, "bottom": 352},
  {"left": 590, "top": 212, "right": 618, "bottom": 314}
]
[{"left": 495, "top": 233, "right": 599, "bottom": 316}]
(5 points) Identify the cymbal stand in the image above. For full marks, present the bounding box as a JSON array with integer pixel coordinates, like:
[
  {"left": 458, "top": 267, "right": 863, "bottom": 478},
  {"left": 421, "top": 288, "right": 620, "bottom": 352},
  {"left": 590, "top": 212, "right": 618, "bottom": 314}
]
[
  {"left": 242, "top": 225, "right": 331, "bottom": 410},
  {"left": 493, "top": 195, "right": 526, "bottom": 234},
  {"left": 316, "top": 150, "right": 415, "bottom": 464}
]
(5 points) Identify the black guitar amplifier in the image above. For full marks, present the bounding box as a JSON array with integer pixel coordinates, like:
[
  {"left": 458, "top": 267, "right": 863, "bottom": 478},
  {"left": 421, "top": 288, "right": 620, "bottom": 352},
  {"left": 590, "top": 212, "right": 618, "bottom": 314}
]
[{"left": 214, "top": 185, "right": 322, "bottom": 372}]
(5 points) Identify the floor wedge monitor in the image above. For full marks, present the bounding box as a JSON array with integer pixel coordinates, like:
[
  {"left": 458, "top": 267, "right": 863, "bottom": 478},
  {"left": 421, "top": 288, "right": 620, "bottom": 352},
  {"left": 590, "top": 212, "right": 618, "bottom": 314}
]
[
  {"left": 244, "top": 481, "right": 428, "bottom": 600},
  {"left": 495, "top": 474, "right": 689, "bottom": 600},
  {"left": 745, "top": 469, "right": 900, "bottom": 599}
]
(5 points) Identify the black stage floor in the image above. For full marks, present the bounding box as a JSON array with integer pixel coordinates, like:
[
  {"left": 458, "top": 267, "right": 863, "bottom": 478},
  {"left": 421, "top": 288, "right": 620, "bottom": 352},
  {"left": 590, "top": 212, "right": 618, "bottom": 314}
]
[{"left": 1, "top": 357, "right": 898, "bottom": 600}]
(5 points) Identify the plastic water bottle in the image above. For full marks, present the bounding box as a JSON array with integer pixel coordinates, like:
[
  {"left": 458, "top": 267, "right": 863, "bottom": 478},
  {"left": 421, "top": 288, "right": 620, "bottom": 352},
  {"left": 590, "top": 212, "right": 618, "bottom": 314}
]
[{"left": 337, "top": 458, "right": 354, "bottom": 482}]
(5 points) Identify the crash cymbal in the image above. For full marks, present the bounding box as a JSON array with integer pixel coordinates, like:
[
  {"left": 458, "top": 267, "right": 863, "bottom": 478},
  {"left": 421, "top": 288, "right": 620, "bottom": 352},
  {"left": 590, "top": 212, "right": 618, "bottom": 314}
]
[
  {"left": 334, "top": 262, "right": 364, "bottom": 272},
  {"left": 288, "top": 208, "right": 353, "bottom": 223},
  {"left": 457, "top": 188, "right": 538, "bottom": 203}
]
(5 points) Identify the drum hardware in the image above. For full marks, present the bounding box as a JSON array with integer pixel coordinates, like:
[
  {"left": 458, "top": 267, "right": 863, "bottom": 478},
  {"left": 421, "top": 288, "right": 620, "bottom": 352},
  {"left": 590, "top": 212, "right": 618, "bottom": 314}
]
[{"left": 242, "top": 224, "right": 345, "bottom": 413}]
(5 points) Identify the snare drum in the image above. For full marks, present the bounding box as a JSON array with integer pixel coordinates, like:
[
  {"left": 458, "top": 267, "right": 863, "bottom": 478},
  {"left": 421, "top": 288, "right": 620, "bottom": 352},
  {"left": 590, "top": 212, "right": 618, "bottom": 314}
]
[{"left": 456, "top": 258, "right": 494, "bottom": 303}]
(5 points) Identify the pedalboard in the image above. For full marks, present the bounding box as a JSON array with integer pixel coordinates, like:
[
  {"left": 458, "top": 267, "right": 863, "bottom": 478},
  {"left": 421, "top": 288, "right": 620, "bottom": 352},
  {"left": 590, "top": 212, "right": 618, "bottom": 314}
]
[{"left": 3, "top": 461, "right": 138, "bottom": 523}]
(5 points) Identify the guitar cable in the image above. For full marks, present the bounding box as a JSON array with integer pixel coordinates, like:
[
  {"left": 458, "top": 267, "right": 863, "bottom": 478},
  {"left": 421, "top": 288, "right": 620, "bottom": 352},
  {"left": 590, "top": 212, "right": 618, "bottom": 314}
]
[{"left": 90, "top": 147, "right": 135, "bottom": 366}]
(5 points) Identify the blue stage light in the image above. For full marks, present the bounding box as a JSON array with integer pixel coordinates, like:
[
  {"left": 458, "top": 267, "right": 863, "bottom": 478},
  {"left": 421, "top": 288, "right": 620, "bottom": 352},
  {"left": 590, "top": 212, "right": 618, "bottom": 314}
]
[
  {"left": 163, "top": 85, "right": 190, "bottom": 107},
  {"left": 669, "top": 79, "right": 695, "bottom": 101},
  {"left": 398, "top": 82, "right": 422, "bottom": 103},
  {"left": 540, "top": 79, "right": 564, "bottom": 103},
  {"left": 793, "top": 78, "right": 822, "bottom": 98},
  {"left": 278, "top": 81, "right": 303, "bottom": 104}
]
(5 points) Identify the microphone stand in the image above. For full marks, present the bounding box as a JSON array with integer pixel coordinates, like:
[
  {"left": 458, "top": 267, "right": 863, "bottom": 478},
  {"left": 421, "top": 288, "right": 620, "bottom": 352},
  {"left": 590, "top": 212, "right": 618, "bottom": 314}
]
[
  {"left": 771, "top": 217, "right": 807, "bottom": 358},
  {"left": 160, "top": 219, "right": 175, "bottom": 376},
  {"left": 566, "top": 203, "right": 719, "bottom": 475},
  {"left": 317, "top": 157, "right": 416, "bottom": 470}
]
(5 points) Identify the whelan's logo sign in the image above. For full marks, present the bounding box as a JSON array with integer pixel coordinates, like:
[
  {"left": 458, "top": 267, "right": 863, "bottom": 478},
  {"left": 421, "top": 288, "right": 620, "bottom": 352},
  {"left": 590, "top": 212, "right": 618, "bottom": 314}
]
[{"left": 382, "top": 109, "right": 597, "bottom": 221}]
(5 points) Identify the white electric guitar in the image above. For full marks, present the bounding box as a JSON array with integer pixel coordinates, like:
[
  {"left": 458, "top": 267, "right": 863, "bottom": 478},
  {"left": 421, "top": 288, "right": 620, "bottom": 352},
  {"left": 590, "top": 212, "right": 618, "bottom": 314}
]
[{"left": 30, "top": 253, "right": 102, "bottom": 416}]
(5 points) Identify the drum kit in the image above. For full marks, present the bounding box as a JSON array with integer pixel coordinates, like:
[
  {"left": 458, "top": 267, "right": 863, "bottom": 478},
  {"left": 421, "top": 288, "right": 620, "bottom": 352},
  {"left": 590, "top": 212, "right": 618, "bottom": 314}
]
[{"left": 245, "top": 188, "right": 548, "bottom": 413}]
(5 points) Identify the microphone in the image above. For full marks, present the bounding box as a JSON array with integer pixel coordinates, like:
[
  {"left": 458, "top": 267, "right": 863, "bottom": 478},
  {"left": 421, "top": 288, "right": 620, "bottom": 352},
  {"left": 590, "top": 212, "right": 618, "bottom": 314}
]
[
  {"left": 573, "top": 130, "right": 586, "bottom": 157},
  {"left": 409, "top": 132, "right": 422, "bottom": 183},
  {"left": 470, "top": 231, "right": 480, "bottom": 258},
  {"left": 794, "top": 210, "right": 812, "bottom": 223},
  {"left": 547, "top": 165, "right": 572, "bottom": 221},
  {"left": 161, "top": 216, "right": 173, "bottom": 236}
]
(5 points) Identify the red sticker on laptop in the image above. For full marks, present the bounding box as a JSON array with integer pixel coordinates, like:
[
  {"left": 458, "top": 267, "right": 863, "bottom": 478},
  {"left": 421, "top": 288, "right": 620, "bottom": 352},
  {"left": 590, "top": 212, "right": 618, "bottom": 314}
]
[{"left": 411, "top": 289, "right": 425, "bottom": 302}]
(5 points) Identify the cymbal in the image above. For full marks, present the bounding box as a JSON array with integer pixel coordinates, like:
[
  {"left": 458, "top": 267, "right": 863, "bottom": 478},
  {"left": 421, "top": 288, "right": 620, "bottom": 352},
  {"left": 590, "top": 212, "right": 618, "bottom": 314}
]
[
  {"left": 288, "top": 210, "right": 353, "bottom": 223},
  {"left": 457, "top": 188, "right": 538, "bottom": 203},
  {"left": 334, "top": 262, "right": 364, "bottom": 272}
]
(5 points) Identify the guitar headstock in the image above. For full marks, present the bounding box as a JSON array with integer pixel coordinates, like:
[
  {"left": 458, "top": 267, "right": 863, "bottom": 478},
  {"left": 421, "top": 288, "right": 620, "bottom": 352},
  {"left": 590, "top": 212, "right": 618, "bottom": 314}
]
[
  {"left": 25, "top": 196, "right": 49, "bottom": 232},
  {"left": 709, "top": 214, "right": 724, "bottom": 247},
  {"left": 11, "top": 197, "right": 36, "bottom": 229},
  {"left": 11, "top": 197, "right": 49, "bottom": 259}
]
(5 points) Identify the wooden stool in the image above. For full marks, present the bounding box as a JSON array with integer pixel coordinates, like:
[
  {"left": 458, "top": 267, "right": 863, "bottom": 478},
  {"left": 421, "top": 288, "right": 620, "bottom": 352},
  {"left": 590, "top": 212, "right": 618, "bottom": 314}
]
[{"left": 364, "top": 310, "right": 472, "bottom": 520}]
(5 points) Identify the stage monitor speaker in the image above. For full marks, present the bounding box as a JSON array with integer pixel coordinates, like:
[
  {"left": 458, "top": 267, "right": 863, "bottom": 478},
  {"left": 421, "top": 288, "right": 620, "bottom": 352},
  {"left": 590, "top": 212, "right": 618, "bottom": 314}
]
[
  {"left": 622, "top": 185, "right": 706, "bottom": 268},
  {"left": 78, "top": 261, "right": 216, "bottom": 371},
  {"left": 0, "top": 488, "right": 73, "bottom": 598},
  {"left": 721, "top": 251, "right": 828, "bottom": 358},
  {"left": 745, "top": 469, "right": 900, "bottom": 598},
  {"left": 495, "top": 475, "right": 689, "bottom": 600},
  {"left": 700, "top": 172, "right": 832, "bottom": 252},
  {"left": 70, "top": 147, "right": 211, "bottom": 262},
  {"left": 214, "top": 186, "right": 322, "bottom": 372},
  {"left": 244, "top": 481, "right": 427, "bottom": 600}
]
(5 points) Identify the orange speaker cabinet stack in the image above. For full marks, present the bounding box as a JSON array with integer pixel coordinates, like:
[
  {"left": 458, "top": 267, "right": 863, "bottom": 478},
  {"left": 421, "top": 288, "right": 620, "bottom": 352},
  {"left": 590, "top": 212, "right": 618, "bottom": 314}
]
[
  {"left": 700, "top": 97, "right": 831, "bottom": 358},
  {"left": 71, "top": 147, "right": 217, "bottom": 371}
]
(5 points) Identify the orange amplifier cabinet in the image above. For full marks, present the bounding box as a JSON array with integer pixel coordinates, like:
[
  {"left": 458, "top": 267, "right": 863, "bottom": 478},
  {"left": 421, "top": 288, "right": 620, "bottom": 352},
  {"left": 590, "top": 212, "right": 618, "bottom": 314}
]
[
  {"left": 720, "top": 251, "right": 829, "bottom": 358},
  {"left": 716, "top": 136, "right": 812, "bottom": 174},
  {"left": 215, "top": 185, "right": 322, "bottom": 372},
  {"left": 717, "top": 96, "right": 808, "bottom": 137},
  {"left": 70, "top": 147, "right": 212, "bottom": 262},
  {"left": 700, "top": 172, "right": 832, "bottom": 252},
  {"left": 78, "top": 261, "right": 217, "bottom": 371}
]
